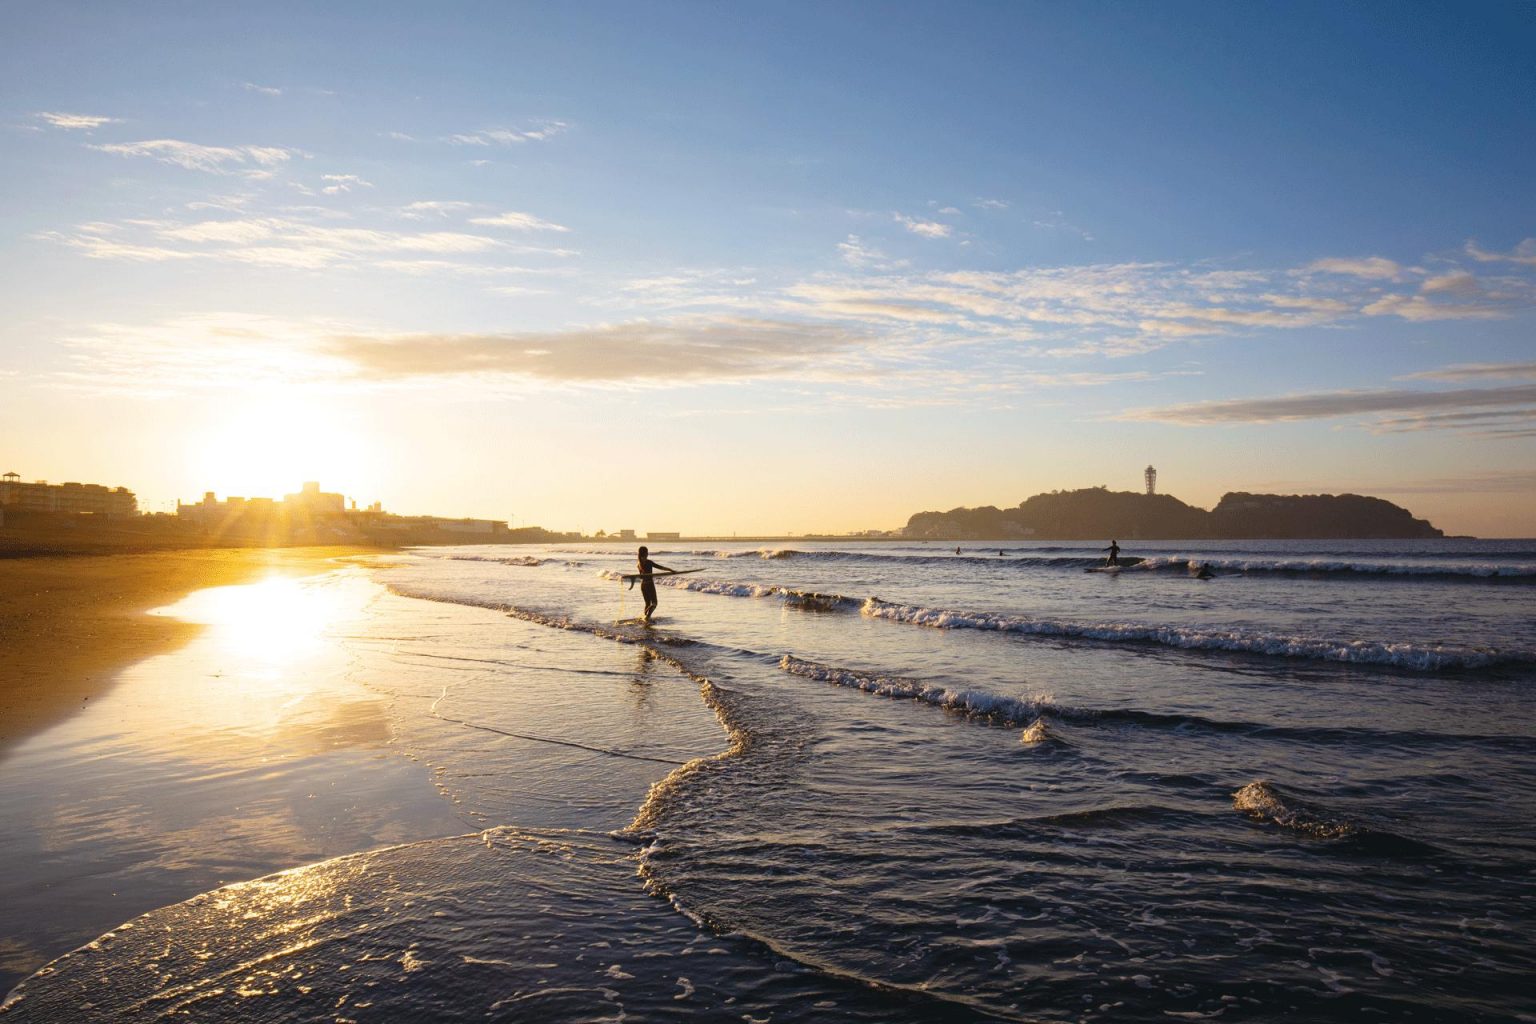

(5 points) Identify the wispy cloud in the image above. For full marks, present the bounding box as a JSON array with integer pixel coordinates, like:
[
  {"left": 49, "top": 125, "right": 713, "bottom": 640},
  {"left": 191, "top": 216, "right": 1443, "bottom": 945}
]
[
  {"left": 974, "top": 198, "right": 1010, "bottom": 210},
  {"left": 1372, "top": 408, "right": 1536, "bottom": 435},
  {"left": 1400, "top": 361, "right": 1536, "bottom": 382},
  {"left": 775, "top": 263, "right": 1353, "bottom": 345},
  {"left": 42, "top": 215, "right": 511, "bottom": 270},
  {"left": 320, "top": 174, "right": 372, "bottom": 194},
  {"left": 91, "top": 139, "right": 295, "bottom": 175},
  {"left": 1465, "top": 238, "right": 1536, "bottom": 267},
  {"left": 1123, "top": 382, "right": 1536, "bottom": 427},
  {"left": 398, "top": 200, "right": 473, "bottom": 219},
  {"left": 35, "top": 111, "right": 120, "bottom": 130},
  {"left": 894, "top": 213, "right": 952, "bottom": 238},
  {"left": 330, "top": 318, "right": 878, "bottom": 383},
  {"left": 446, "top": 121, "right": 568, "bottom": 146},
  {"left": 468, "top": 211, "right": 569, "bottom": 232},
  {"left": 243, "top": 82, "right": 283, "bottom": 97},
  {"left": 55, "top": 314, "right": 354, "bottom": 397},
  {"left": 1304, "top": 256, "right": 1402, "bottom": 280},
  {"left": 1420, "top": 271, "right": 1480, "bottom": 295},
  {"left": 54, "top": 313, "right": 877, "bottom": 393},
  {"left": 837, "top": 235, "right": 907, "bottom": 270},
  {"left": 601, "top": 242, "right": 1534, "bottom": 361},
  {"left": 1360, "top": 293, "right": 1505, "bottom": 321}
]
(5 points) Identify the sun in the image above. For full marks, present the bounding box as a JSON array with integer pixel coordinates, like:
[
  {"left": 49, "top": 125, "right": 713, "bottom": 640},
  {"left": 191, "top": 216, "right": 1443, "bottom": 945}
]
[{"left": 188, "top": 395, "right": 379, "bottom": 502}]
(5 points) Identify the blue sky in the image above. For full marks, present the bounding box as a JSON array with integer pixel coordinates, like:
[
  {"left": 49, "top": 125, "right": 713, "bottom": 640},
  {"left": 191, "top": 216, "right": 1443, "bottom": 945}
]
[{"left": 3, "top": 2, "right": 1533, "bottom": 534}]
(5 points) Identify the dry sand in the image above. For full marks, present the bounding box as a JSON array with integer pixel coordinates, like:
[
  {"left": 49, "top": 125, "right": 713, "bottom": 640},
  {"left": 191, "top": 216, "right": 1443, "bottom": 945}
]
[{"left": 0, "top": 547, "right": 384, "bottom": 755}]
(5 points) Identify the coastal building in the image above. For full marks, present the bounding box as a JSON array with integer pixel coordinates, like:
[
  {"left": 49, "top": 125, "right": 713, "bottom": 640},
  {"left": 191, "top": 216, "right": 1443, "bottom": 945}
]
[
  {"left": 1145, "top": 465, "right": 1157, "bottom": 495},
  {"left": 0, "top": 471, "right": 138, "bottom": 517},
  {"left": 178, "top": 481, "right": 345, "bottom": 525},
  {"left": 645, "top": 531, "right": 681, "bottom": 541},
  {"left": 283, "top": 481, "right": 345, "bottom": 514},
  {"left": 364, "top": 515, "right": 509, "bottom": 536}
]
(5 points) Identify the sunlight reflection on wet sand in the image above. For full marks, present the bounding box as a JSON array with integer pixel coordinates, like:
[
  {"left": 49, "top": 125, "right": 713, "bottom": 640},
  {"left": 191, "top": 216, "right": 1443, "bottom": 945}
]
[
  {"left": 142, "top": 572, "right": 387, "bottom": 751},
  {"left": 0, "top": 569, "right": 466, "bottom": 991}
]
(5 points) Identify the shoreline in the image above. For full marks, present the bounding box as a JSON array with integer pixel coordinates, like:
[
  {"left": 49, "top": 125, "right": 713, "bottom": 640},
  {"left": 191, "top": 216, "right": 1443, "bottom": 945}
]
[{"left": 0, "top": 546, "right": 387, "bottom": 757}]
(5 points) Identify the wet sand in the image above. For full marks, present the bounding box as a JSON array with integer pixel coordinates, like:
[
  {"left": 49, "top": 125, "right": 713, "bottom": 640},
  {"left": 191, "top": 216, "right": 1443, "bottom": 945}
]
[{"left": 0, "top": 547, "right": 384, "bottom": 756}]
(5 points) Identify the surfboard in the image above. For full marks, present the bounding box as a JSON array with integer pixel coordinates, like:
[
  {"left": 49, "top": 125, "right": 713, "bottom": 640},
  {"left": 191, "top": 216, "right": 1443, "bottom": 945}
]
[
  {"left": 1085, "top": 556, "right": 1143, "bottom": 573},
  {"left": 613, "top": 616, "right": 665, "bottom": 626},
  {"left": 619, "top": 568, "right": 707, "bottom": 582}
]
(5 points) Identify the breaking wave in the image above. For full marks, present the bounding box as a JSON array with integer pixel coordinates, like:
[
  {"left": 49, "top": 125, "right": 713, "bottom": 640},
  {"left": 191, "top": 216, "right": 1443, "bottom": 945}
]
[
  {"left": 1131, "top": 556, "right": 1536, "bottom": 579},
  {"left": 1232, "top": 781, "right": 1440, "bottom": 855},
  {"left": 859, "top": 598, "right": 1533, "bottom": 671},
  {"left": 446, "top": 554, "right": 549, "bottom": 567},
  {"left": 778, "top": 654, "right": 1050, "bottom": 728}
]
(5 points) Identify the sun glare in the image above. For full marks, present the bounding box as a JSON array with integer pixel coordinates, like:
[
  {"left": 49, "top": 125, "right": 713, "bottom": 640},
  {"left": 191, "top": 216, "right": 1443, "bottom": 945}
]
[
  {"left": 138, "top": 573, "right": 378, "bottom": 747},
  {"left": 188, "top": 398, "right": 378, "bottom": 503},
  {"left": 160, "top": 575, "right": 337, "bottom": 667}
]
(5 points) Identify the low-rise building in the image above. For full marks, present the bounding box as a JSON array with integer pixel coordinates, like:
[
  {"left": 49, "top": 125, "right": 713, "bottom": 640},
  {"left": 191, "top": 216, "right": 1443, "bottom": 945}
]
[{"left": 0, "top": 472, "right": 137, "bottom": 518}]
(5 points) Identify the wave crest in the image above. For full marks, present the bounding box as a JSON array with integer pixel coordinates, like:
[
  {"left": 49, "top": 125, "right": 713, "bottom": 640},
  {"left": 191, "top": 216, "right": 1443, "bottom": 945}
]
[
  {"left": 859, "top": 598, "right": 1530, "bottom": 671},
  {"left": 778, "top": 655, "right": 1049, "bottom": 728}
]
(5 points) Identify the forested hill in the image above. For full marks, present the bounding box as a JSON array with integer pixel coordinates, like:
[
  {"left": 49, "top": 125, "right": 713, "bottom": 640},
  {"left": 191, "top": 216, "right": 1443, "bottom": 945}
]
[{"left": 902, "top": 488, "right": 1444, "bottom": 540}]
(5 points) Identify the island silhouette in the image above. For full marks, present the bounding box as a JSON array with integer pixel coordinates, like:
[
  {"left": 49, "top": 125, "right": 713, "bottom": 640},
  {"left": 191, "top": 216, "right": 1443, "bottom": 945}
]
[{"left": 903, "top": 487, "right": 1444, "bottom": 540}]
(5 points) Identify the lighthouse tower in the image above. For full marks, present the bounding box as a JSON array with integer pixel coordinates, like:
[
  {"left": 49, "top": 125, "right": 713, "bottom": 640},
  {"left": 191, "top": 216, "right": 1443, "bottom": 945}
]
[{"left": 1144, "top": 465, "right": 1157, "bottom": 495}]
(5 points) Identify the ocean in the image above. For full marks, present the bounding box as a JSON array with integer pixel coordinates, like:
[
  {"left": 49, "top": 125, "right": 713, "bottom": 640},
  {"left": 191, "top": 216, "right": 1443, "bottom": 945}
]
[{"left": 3, "top": 539, "right": 1534, "bottom": 1022}]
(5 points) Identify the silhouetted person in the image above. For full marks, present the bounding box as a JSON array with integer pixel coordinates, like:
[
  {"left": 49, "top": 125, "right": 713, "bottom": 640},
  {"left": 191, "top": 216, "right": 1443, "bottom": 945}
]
[
  {"left": 955, "top": 546, "right": 962, "bottom": 555},
  {"left": 1196, "top": 563, "right": 1215, "bottom": 580},
  {"left": 1103, "top": 540, "right": 1121, "bottom": 566},
  {"left": 636, "top": 545, "right": 673, "bottom": 622}
]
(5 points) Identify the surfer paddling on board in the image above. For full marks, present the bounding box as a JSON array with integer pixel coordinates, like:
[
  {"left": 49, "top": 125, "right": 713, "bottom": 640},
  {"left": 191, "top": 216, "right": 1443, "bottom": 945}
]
[
  {"left": 636, "top": 546, "right": 674, "bottom": 622},
  {"left": 1103, "top": 540, "right": 1121, "bottom": 567}
]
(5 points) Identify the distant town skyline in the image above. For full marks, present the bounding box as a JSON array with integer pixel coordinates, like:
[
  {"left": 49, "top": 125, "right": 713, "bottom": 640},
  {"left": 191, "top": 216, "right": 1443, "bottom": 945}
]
[{"left": 3, "top": 3, "right": 1533, "bottom": 536}]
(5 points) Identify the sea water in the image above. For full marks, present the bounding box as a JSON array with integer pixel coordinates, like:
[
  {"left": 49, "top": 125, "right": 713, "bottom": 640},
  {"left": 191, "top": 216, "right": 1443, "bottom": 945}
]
[{"left": 4, "top": 539, "right": 1533, "bottom": 1022}]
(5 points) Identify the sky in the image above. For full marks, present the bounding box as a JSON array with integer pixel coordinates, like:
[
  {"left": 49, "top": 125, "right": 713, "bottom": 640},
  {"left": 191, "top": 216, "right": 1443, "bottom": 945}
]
[{"left": 2, "top": 1, "right": 1534, "bottom": 536}]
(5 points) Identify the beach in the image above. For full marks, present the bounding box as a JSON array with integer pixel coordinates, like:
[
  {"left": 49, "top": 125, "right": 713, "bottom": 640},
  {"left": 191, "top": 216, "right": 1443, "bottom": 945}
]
[
  {"left": 2, "top": 540, "right": 1534, "bottom": 1021},
  {"left": 0, "top": 547, "right": 381, "bottom": 754},
  {"left": 0, "top": 546, "right": 470, "bottom": 992}
]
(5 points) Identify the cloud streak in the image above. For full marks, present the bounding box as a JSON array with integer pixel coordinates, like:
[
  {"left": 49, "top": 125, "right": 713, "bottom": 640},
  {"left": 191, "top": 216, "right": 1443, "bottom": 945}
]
[
  {"left": 1305, "top": 256, "right": 1402, "bottom": 280},
  {"left": 35, "top": 111, "right": 120, "bottom": 130},
  {"left": 468, "top": 211, "right": 569, "bottom": 232},
  {"left": 446, "top": 122, "right": 568, "bottom": 146},
  {"left": 92, "top": 139, "right": 295, "bottom": 175},
  {"left": 894, "top": 214, "right": 952, "bottom": 238},
  {"left": 40, "top": 215, "right": 545, "bottom": 272},
  {"left": 1401, "top": 361, "right": 1536, "bottom": 382},
  {"left": 1124, "top": 382, "right": 1536, "bottom": 426},
  {"left": 328, "top": 319, "right": 871, "bottom": 383}
]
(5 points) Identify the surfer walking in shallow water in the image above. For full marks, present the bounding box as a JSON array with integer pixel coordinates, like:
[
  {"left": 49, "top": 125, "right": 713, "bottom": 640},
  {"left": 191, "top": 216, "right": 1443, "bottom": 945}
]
[{"left": 636, "top": 546, "right": 673, "bottom": 622}]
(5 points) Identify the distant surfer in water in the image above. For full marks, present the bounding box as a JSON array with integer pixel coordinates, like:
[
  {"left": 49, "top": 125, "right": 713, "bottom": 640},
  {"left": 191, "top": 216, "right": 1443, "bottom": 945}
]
[
  {"left": 1196, "top": 563, "right": 1215, "bottom": 580},
  {"left": 636, "top": 546, "right": 673, "bottom": 622},
  {"left": 1103, "top": 540, "right": 1121, "bottom": 566}
]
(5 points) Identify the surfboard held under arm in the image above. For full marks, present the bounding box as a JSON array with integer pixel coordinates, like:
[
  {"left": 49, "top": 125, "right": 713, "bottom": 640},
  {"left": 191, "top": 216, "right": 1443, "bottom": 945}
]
[{"left": 619, "top": 568, "right": 707, "bottom": 582}]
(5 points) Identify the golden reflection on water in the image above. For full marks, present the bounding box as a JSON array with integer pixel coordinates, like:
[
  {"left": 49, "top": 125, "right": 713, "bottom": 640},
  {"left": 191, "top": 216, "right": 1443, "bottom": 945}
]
[
  {"left": 141, "top": 572, "right": 389, "bottom": 750},
  {"left": 160, "top": 575, "right": 334, "bottom": 670}
]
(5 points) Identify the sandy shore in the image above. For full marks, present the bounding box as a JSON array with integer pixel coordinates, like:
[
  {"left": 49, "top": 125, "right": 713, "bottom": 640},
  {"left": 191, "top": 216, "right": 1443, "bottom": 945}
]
[{"left": 0, "top": 546, "right": 385, "bottom": 756}]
